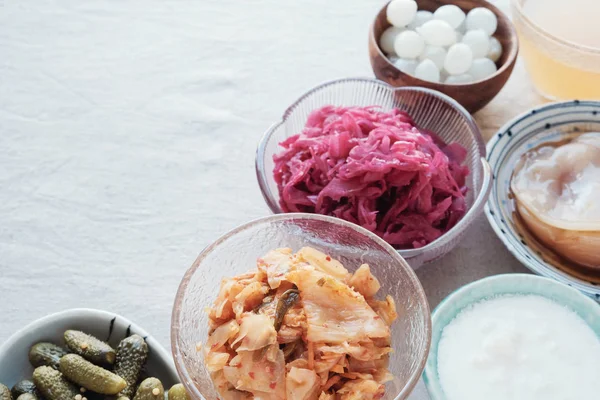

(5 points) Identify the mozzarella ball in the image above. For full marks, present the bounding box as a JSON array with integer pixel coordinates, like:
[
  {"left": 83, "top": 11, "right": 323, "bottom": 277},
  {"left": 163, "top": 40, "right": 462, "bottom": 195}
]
[
  {"left": 394, "top": 58, "right": 419, "bottom": 75},
  {"left": 445, "top": 73, "right": 474, "bottom": 84},
  {"left": 408, "top": 10, "right": 433, "bottom": 30},
  {"left": 461, "top": 29, "right": 490, "bottom": 58},
  {"left": 380, "top": 26, "right": 405, "bottom": 54},
  {"left": 488, "top": 36, "right": 503, "bottom": 62},
  {"left": 433, "top": 5, "right": 465, "bottom": 29},
  {"left": 415, "top": 59, "right": 441, "bottom": 82},
  {"left": 417, "top": 20, "right": 457, "bottom": 47},
  {"left": 394, "top": 30, "right": 425, "bottom": 59},
  {"left": 466, "top": 7, "right": 498, "bottom": 36},
  {"left": 444, "top": 43, "right": 473, "bottom": 75},
  {"left": 469, "top": 57, "right": 498, "bottom": 80},
  {"left": 387, "top": 0, "right": 418, "bottom": 28},
  {"left": 419, "top": 45, "right": 447, "bottom": 69}
]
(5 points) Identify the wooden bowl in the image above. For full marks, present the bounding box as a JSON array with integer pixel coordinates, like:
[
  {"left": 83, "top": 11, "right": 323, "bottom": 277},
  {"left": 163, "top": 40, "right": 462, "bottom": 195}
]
[{"left": 369, "top": 0, "right": 519, "bottom": 114}]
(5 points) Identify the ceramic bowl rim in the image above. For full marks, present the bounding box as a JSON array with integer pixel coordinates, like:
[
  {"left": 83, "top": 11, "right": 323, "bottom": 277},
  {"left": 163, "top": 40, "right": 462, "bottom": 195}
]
[
  {"left": 0, "top": 307, "right": 176, "bottom": 375},
  {"left": 171, "top": 212, "right": 432, "bottom": 400},
  {"left": 422, "top": 273, "right": 600, "bottom": 399},
  {"left": 255, "top": 77, "right": 492, "bottom": 261},
  {"left": 369, "top": 0, "right": 520, "bottom": 87},
  {"left": 485, "top": 99, "right": 600, "bottom": 297}
]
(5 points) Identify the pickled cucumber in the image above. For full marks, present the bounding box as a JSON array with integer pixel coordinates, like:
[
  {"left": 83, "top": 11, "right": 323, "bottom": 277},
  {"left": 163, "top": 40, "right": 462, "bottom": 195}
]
[
  {"left": 10, "top": 380, "right": 37, "bottom": 399},
  {"left": 133, "top": 378, "right": 163, "bottom": 400},
  {"left": 0, "top": 384, "right": 11, "bottom": 400},
  {"left": 167, "top": 384, "right": 190, "bottom": 400},
  {"left": 28, "top": 342, "right": 68, "bottom": 370},
  {"left": 33, "top": 366, "right": 79, "bottom": 400},
  {"left": 16, "top": 394, "right": 37, "bottom": 400},
  {"left": 59, "top": 354, "right": 126, "bottom": 395},
  {"left": 64, "top": 330, "right": 116, "bottom": 366},
  {"left": 113, "top": 335, "right": 148, "bottom": 398}
]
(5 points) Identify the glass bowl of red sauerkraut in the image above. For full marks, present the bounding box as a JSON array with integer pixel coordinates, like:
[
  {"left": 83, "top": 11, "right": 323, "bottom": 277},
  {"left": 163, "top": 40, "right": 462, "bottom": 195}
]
[
  {"left": 172, "top": 213, "right": 431, "bottom": 400},
  {"left": 256, "top": 78, "right": 492, "bottom": 267}
]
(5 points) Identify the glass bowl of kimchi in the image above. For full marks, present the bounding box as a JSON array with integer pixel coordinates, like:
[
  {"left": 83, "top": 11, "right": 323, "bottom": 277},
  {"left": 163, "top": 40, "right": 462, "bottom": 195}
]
[
  {"left": 172, "top": 213, "right": 431, "bottom": 400},
  {"left": 255, "top": 78, "right": 492, "bottom": 268}
]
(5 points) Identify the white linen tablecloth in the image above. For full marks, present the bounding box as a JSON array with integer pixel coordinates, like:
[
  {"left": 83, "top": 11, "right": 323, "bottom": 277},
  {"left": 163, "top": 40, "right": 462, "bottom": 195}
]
[{"left": 0, "top": 0, "right": 535, "bottom": 398}]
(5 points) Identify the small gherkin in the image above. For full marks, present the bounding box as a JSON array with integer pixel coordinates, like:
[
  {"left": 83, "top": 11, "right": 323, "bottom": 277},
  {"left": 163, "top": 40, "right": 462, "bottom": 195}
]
[
  {"left": 16, "top": 395, "right": 37, "bottom": 400},
  {"left": 113, "top": 334, "right": 149, "bottom": 398},
  {"left": 64, "top": 330, "right": 116, "bottom": 366},
  {"left": 32, "top": 366, "right": 79, "bottom": 400},
  {"left": 168, "top": 384, "right": 191, "bottom": 400},
  {"left": 0, "top": 383, "right": 11, "bottom": 400},
  {"left": 59, "top": 354, "right": 126, "bottom": 395},
  {"left": 28, "top": 342, "right": 68, "bottom": 370},
  {"left": 133, "top": 378, "right": 163, "bottom": 400},
  {"left": 11, "top": 380, "right": 38, "bottom": 399}
]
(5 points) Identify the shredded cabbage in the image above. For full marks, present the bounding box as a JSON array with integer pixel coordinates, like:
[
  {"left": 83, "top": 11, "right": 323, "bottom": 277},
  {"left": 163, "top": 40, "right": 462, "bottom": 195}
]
[{"left": 274, "top": 106, "right": 469, "bottom": 249}]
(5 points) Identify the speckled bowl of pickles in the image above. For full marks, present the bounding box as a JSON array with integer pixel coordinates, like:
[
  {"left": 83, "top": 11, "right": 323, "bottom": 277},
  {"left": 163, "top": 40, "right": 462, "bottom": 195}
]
[{"left": 0, "top": 308, "right": 187, "bottom": 400}]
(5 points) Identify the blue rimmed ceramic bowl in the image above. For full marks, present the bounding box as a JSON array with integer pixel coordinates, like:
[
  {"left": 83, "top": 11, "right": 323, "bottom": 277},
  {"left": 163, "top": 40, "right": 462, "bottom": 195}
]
[
  {"left": 485, "top": 100, "right": 600, "bottom": 300},
  {"left": 0, "top": 309, "right": 178, "bottom": 390},
  {"left": 423, "top": 274, "right": 600, "bottom": 399}
]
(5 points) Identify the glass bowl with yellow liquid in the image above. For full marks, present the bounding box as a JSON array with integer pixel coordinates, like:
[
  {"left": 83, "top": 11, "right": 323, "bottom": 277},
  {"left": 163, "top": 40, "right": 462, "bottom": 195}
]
[{"left": 512, "top": 0, "right": 600, "bottom": 100}]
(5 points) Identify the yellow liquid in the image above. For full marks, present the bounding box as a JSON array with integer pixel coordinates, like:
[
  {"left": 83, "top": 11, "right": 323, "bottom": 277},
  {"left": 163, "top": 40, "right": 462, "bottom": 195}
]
[
  {"left": 517, "top": 0, "right": 600, "bottom": 100},
  {"left": 519, "top": 36, "right": 600, "bottom": 100}
]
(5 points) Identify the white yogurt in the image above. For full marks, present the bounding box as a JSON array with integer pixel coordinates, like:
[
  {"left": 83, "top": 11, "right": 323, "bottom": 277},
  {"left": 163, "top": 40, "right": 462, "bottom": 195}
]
[{"left": 437, "top": 295, "right": 600, "bottom": 400}]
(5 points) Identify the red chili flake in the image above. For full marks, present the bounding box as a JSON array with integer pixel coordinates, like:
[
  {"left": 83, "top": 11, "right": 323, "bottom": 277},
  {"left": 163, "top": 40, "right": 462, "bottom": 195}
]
[
  {"left": 269, "top": 382, "right": 276, "bottom": 389},
  {"left": 249, "top": 372, "right": 255, "bottom": 380},
  {"left": 325, "top": 256, "right": 331, "bottom": 261},
  {"left": 374, "top": 316, "right": 380, "bottom": 320},
  {"left": 323, "top": 323, "right": 329, "bottom": 328},
  {"left": 236, "top": 363, "right": 243, "bottom": 369}
]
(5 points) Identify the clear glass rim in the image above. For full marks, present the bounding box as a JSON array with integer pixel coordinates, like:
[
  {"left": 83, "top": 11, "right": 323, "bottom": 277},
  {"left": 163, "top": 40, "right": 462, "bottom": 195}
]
[
  {"left": 254, "top": 77, "right": 491, "bottom": 259},
  {"left": 171, "top": 212, "right": 432, "bottom": 400},
  {"left": 511, "top": 0, "right": 600, "bottom": 55}
]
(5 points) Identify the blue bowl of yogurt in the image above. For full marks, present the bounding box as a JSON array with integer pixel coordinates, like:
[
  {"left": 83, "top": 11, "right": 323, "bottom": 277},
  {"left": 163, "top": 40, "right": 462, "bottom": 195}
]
[{"left": 423, "top": 274, "right": 600, "bottom": 400}]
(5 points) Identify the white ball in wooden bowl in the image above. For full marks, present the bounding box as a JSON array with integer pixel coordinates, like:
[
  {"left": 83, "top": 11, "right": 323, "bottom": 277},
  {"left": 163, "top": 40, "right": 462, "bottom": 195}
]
[
  {"left": 387, "top": 0, "right": 418, "bottom": 28},
  {"left": 394, "top": 30, "right": 425, "bottom": 59},
  {"left": 465, "top": 7, "right": 498, "bottom": 36},
  {"left": 415, "top": 59, "right": 441, "bottom": 83},
  {"left": 417, "top": 20, "right": 457, "bottom": 47},
  {"left": 380, "top": 26, "right": 405, "bottom": 55},
  {"left": 462, "top": 29, "right": 490, "bottom": 58},
  {"left": 433, "top": 5, "right": 465, "bottom": 29},
  {"left": 445, "top": 43, "right": 473, "bottom": 75},
  {"left": 469, "top": 58, "right": 498, "bottom": 81}
]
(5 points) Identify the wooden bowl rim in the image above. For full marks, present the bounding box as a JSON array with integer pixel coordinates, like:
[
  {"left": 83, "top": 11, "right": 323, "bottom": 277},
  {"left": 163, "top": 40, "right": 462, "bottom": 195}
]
[{"left": 370, "top": 0, "right": 519, "bottom": 88}]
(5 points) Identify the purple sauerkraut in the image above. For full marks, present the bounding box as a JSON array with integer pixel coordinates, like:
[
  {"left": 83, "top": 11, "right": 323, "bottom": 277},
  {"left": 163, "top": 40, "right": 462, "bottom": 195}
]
[{"left": 273, "top": 106, "right": 470, "bottom": 249}]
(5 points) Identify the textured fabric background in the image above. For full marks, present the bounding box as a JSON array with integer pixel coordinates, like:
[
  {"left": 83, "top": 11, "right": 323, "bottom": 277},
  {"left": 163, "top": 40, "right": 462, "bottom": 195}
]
[{"left": 0, "top": 0, "right": 541, "bottom": 397}]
